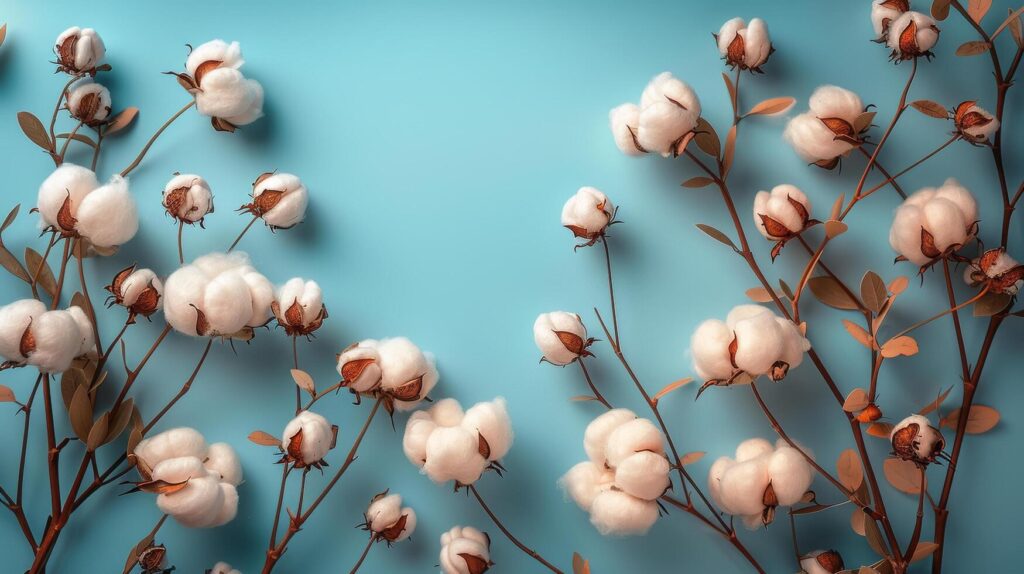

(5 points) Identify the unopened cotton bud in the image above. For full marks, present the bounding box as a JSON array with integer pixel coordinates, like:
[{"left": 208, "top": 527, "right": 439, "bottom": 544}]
[
  {"left": 422, "top": 426, "right": 487, "bottom": 485},
  {"left": 716, "top": 17, "right": 773, "bottom": 71},
  {"left": 801, "top": 550, "right": 845, "bottom": 574},
  {"left": 376, "top": 337, "right": 438, "bottom": 410},
  {"left": 871, "top": 0, "right": 909, "bottom": 40},
  {"left": 242, "top": 173, "right": 308, "bottom": 230},
  {"left": 609, "top": 103, "right": 644, "bottom": 155},
  {"left": 106, "top": 265, "right": 162, "bottom": 321},
  {"left": 964, "top": 248, "right": 1024, "bottom": 295},
  {"left": 439, "top": 526, "right": 491, "bottom": 574},
  {"left": 561, "top": 187, "right": 615, "bottom": 244},
  {"left": 589, "top": 490, "right": 659, "bottom": 536},
  {"left": 637, "top": 73, "right": 701, "bottom": 156},
  {"left": 0, "top": 299, "right": 46, "bottom": 365},
  {"left": 615, "top": 451, "right": 671, "bottom": 501},
  {"left": 75, "top": 175, "right": 139, "bottom": 249},
  {"left": 954, "top": 101, "right": 999, "bottom": 142},
  {"left": 54, "top": 27, "right": 105, "bottom": 74},
  {"left": 282, "top": 410, "right": 334, "bottom": 468},
  {"left": 273, "top": 278, "right": 327, "bottom": 336},
  {"left": 37, "top": 164, "right": 99, "bottom": 234},
  {"left": 66, "top": 80, "right": 111, "bottom": 126},
  {"left": 534, "top": 311, "right": 591, "bottom": 366},
  {"left": 583, "top": 408, "right": 636, "bottom": 465},
  {"left": 133, "top": 427, "right": 208, "bottom": 474},
  {"left": 462, "top": 398, "right": 513, "bottom": 462},
  {"left": 604, "top": 418, "right": 664, "bottom": 468},
  {"left": 365, "top": 493, "right": 417, "bottom": 542},
  {"left": 560, "top": 461, "right": 615, "bottom": 511},
  {"left": 887, "top": 11, "right": 939, "bottom": 62},
  {"left": 163, "top": 252, "right": 273, "bottom": 337},
  {"left": 163, "top": 174, "right": 214, "bottom": 224},
  {"left": 204, "top": 442, "right": 243, "bottom": 486},
  {"left": 891, "top": 414, "right": 944, "bottom": 464},
  {"left": 337, "top": 340, "right": 382, "bottom": 392},
  {"left": 430, "top": 398, "right": 466, "bottom": 427},
  {"left": 889, "top": 179, "right": 977, "bottom": 266},
  {"left": 403, "top": 412, "right": 437, "bottom": 467},
  {"left": 767, "top": 446, "right": 814, "bottom": 506},
  {"left": 209, "top": 562, "right": 241, "bottom": 574},
  {"left": 753, "top": 184, "right": 813, "bottom": 240}
]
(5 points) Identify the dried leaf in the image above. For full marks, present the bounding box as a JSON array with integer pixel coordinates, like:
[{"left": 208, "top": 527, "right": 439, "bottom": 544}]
[
  {"left": 854, "top": 110, "right": 877, "bottom": 133},
  {"left": 572, "top": 552, "right": 591, "bottom": 574},
  {"left": 973, "top": 292, "right": 1011, "bottom": 317},
  {"left": 910, "top": 542, "right": 940, "bottom": 563},
  {"left": 0, "top": 23, "right": 6, "bottom": 48},
  {"left": 888, "top": 276, "right": 909, "bottom": 296},
  {"left": 843, "top": 388, "right": 869, "bottom": 412},
  {"left": 942, "top": 405, "right": 1000, "bottom": 434},
  {"left": 0, "top": 245, "right": 29, "bottom": 283},
  {"left": 86, "top": 412, "right": 109, "bottom": 451},
  {"left": 653, "top": 378, "right": 692, "bottom": 401},
  {"left": 682, "top": 176, "right": 715, "bottom": 188},
  {"left": 883, "top": 458, "right": 922, "bottom": 494},
  {"left": 1009, "top": 8, "right": 1024, "bottom": 46},
  {"left": 837, "top": 449, "right": 864, "bottom": 492},
  {"left": 17, "top": 111, "right": 51, "bottom": 151},
  {"left": 860, "top": 271, "right": 888, "bottom": 314},
  {"left": 851, "top": 508, "right": 867, "bottom": 536},
  {"left": 679, "top": 451, "right": 706, "bottom": 466},
  {"left": 0, "top": 384, "right": 15, "bottom": 403},
  {"left": 105, "top": 398, "right": 135, "bottom": 445},
  {"left": 570, "top": 395, "right": 600, "bottom": 402},
  {"left": 693, "top": 118, "right": 721, "bottom": 157},
  {"left": 248, "top": 430, "right": 280, "bottom": 446},
  {"left": 746, "top": 97, "right": 795, "bottom": 117},
  {"left": 290, "top": 368, "right": 315, "bottom": 396},
  {"left": 25, "top": 247, "right": 57, "bottom": 299},
  {"left": 842, "top": 319, "right": 874, "bottom": 349},
  {"left": 867, "top": 422, "right": 894, "bottom": 438},
  {"left": 696, "top": 224, "right": 736, "bottom": 250},
  {"left": 880, "top": 335, "right": 919, "bottom": 358},
  {"left": 808, "top": 276, "right": 860, "bottom": 310},
  {"left": 918, "top": 387, "right": 953, "bottom": 416},
  {"left": 722, "top": 125, "right": 737, "bottom": 177},
  {"left": 745, "top": 287, "right": 776, "bottom": 303},
  {"left": 68, "top": 384, "right": 93, "bottom": 442},
  {"left": 778, "top": 279, "right": 795, "bottom": 301},
  {"left": 910, "top": 100, "right": 949, "bottom": 118},
  {"left": 932, "top": 0, "right": 953, "bottom": 20},
  {"left": 968, "top": 0, "right": 992, "bottom": 23},
  {"left": 956, "top": 40, "right": 992, "bottom": 56},
  {"left": 122, "top": 531, "right": 157, "bottom": 574},
  {"left": 56, "top": 132, "right": 97, "bottom": 148},
  {"left": 864, "top": 513, "right": 889, "bottom": 557},
  {"left": 61, "top": 368, "right": 87, "bottom": 410},
  {"left": 722, "top": 72, "right": 737, "bottom": 112},
  {"left": 992, "top": 7, "right": 1024, "bottom": 39},
  {"left": 825, "top": 220, "right": 848, "bottom": 238},
  {"left": 105, "top": 107, "right": 139, "bottom": 135}
]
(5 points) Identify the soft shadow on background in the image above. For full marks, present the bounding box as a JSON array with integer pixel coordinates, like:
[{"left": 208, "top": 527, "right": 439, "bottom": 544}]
[{"left": 0, "top": 1, "right": 1021, "bottom": 572}]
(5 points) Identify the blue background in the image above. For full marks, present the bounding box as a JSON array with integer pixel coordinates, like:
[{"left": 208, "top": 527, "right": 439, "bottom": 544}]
[{"left": 0, "top": 1, "right": 1021, "bottom": 572}]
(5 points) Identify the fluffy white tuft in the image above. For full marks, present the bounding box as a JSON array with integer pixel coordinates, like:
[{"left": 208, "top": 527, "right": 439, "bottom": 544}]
[
  {"left": 589, "top": 490, "right": 659, "bottom": 536},
  {"left": 560, "top": 461, "right": 614, "bottom": 511},
  {"left": 208, "top": 562, "right": 241, "bottom": 574},
  {"left": 887, "top": 11, "right": 939, "bottom": 57},
  {"left": 336, "top": 340, "right": 383, "bottom": 392},
  {"left": 376, "top": 337, "right": 437, "bottom": 410},
  {"left": 422, "top": 426, "right": 487, "bottom": 485},
  {"left": 462, "top": 397, "right": 513, "bottom": 462},
  {"left": 75, "top": 175, "right": 139, "bottom": 249},
  {"left": 253, "top": 173, "right": 307, "bottom": 228},
  {"left": 708, "top": 437, "right": 814, "bottom": 527},
  {"left": 533, "top": 311, "right": 588, "bottom": 366},
  {"left": 186, "top": 40, "right": 244, "bottom": 77},
  {"left": 439, "top": 526, "right": 491, "bottom": 574},
  {"left": 604, "top": 418, "right": 665, "bottom": 468},
  {"left": 36, "top": 164, "right": 99, "bottom": 231},
  {"left": 0, "top": 299, "right": 46, "bottom": 363},
  {"left": 614, "top": 451, "right": 671, "bottom": 501},
  {"left": 163, "top": 174, "right": 214, "bottom": 222},
  {"left": 583, "top": 408, "right": 636, "bottom": 465},
  {"left": 55, "top": 27, "right": 105, "bottom": 72},
  {"left": 889, "top": 179, "right": 977, "bottom": 265},
  {"left": 752, "top": 184, "right": 811, "bottom": 239},
  {"left": 163, "top": 252, "right": 272, "bottom": 337},
  {"left": 609, "top": 103, "right": 643, "bottom": 155},
  {"left": 66, "top": 79, "right": 112, "bottom": 124},
  {"left": 281, "top": 410, "right": 333, "bottom": 466}
]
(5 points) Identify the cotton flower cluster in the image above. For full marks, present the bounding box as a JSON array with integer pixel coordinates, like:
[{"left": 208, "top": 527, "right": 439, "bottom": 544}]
[
  {"left": 800, "top": 550, "right": 845, "bottom": 574},
  {"left": 363, "top": 491, "right": 417, "bottom": 544},
  {"left": 440, "top": 526, "right": 492, "bottom": 574},
  {"left": 208, "top": 562, "right": 240, "bottom": 574},
  {"left": 886, "top": 11, "right": 939, "bottom": 62},
  {"left": 752, "top": 184, "right": 816, "bottom": 259},
  {"left": 163, "top": 252, "right": 273, "bottom": 338},
  {"left": 54, "top": 27, "right": 105, "bottom": 75},
  {"left": 716, "top": 18, "right": 773, "bottom": 71},
  {"left": 964, "top": 248, "right": 1024, "bottom": 295},
  {"left": 281, "top": 410, "right": 335, "bottom": 468},
  {"left": 66, "top": 79, "right": 111, "bottom": 126},
  {"left": 182, "top": 40, "right": 264, "bottom": 131},
  {"left": 870, "top": 0, "right": 909, "bottom": 42},
  {"left": 709, "top": 438, "right": 814, "bottom": 528},
  {"left": 403, "top": 398, "right": 512, "bottom": 485},
  {"left": 953, "top": 100, "right": 999, "bottom": 142},
  {"left": 889, "top": 179, "right": 977, "bottom": 268},
  {"left": 105, "top": 264, "right": 163, "bottom": 323},
  {"left": 562, "top": 409, "right": 670, "bottom": 536},
  {"left": 239, "top": 172, "right": 309, "bottom": 230},
  {"left": 0, "top": 299, "right": 93, "bottom": 373},
  {"left": 132, "top": 428, "right": 242, "bottom": 528},
  {"left": 336, "top": 337, "right": 438, "bottom": 411},
  {"left": 533, "top": 311, "right": 592, "bottom": 366},
  {"left": 784, "top": 86, "right": 867, "bottom": 169},
  {"left": 609, "top": 72, "right": 702, "bottom": 157},
  {"left": 890, "top": 414, "right": 945, "bottom": 465},
  {"left": 272, "top": 278, "right": 326, "bottom": 337},
  {"left": 690, "top": 304, "right": 809, "bottom": 391},
  {"left": 561, "top": 187, "right": 616, "bottom": 247},
  {"left": 163, "top": 174, "right": 214, "bottom": 225},
  {"left": 37, "top": 164, "right": 139, "bottom": 251}
]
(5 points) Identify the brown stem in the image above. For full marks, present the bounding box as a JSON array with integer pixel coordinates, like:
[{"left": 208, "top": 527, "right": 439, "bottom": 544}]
[
  {"left": 348, "top": 536, "right": 375, "bottom": 574},
  {"left": 468, "top": 484, "right": 564, "bottom": 574},
  {"left": 293, "top": 336, "right": 301, "bottom": 415},
  {"left": 57, "top": 121, "right": 84, "bottom": 162},
  {"left": 902, "top": 467, "right": 927, "bottom": 563},
  {"left": 576, "top": 359, "right": 611, "bottom": 409},
  {"left": 853, "top": 136, "right": 959, "bottom": 206},
  {"left": 266, "top": 464, "right": 292, "bottom": 557},
  {"left": 41, "top": 374, "right": 61, "bottom": 519},
  {"left": 74, "top": 244, "right": 103, "bottom": 359},
  {"left": 111, "top": 324, "right": 173, "bottom": 412},
  {"left": 857, "top": 150, "right": 906, "bottom": 199},
  {"left": 119, "top": 101, "right": 195, "bottom": 178},
  {"left": 601, "top": 238, "right": 620, "bottom": 348},
  {"left": 49, "top": 75, "right": 83, "bottom": 157},
  {"left": 90, "top": 126, "right": 104, "bottom": 171},
  {"left": 941, "top": 260, "right": 971, "bottom": 383},
  {"left": 177, "top": 220, "right": 185, "bottom": 264},
  {"left": 660, "top": 495, "right": 765, "bottom": 573},
  {"left": 228, "top": 215, "right": 260, "bottom": 253},
  {"left": 143, "top": 338, "right": 213, "bottom": 433}
]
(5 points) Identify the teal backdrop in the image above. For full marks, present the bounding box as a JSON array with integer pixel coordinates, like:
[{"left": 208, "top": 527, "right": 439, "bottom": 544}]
[{"left": 0, "top": 1, "right": 1021, "bottom": 572}]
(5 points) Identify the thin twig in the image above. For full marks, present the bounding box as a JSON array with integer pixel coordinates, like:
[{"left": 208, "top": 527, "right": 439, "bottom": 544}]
[
  {"left": 468, "top": 484, "right": 564, "bottom": 574},
  {"left": 119, "top": 101, "right": 195, "bottom": 177}
]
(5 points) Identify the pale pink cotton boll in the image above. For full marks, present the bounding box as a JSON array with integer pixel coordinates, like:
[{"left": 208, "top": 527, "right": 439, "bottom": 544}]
[
  {"left": 403, "top": 411, "right": 437, "bottom": 466},
  {"left": 376, "top": 336, "right": 438, "bottom": 410},
  {"left": 336, "top": 340, "right": 383, "bottom": 392},
  {"left": 583, "top": 408, "right": 637, "bottom": 465},
  {"left": 422, "top": 426, "right": 487, "bottom": 484},
  {"left": 75, "top": 175, "right": 139, "bottom": 249},
  {"left": 0, "top": 299, "right": 46, "bottom": 364},
  {"left": 439, "top": 526, "right": 491, "bottom": 574},
  {"left": 614, "top": 451, "right": 671, "bottom": 501},
  {"left": 534, "top": 311, "right": 589, "bottom": 365},
  {"left": 604, "top": 418, "right": 664, "bottom": 468},
  {"left": 461, "top": 397, "right": 513, "bottom": 462},
  {"left": 281, "top": 410, "right": 333, "bottom": 466},
  {"left": 889, "top": 179, "right": 977, "bottom": 265},
  {"left": 560, "top": 461, "right": 615, "bottom": 511},
  {"left": 252, "top": 173, "right": 307, "bottom": 229},
  {"left": 186, "top": 40, "right": 244, "bottom": 78},
  {"left": 163, "top": 174, "right": 214, "bottom": 223},
  {"left": 36, "top": 164, "right": 99, "bottom": 231},
  {"left": 54, "top": 27, "right": 105, "bottom": 73},
  {"left": 588, "top": 490, "right": 659, "bottom": 536},
  {"left": 609, "top": 103, "right": 643, "bottom": 155}
]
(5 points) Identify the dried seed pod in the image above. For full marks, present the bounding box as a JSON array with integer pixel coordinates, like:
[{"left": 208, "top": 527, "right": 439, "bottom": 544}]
[
  {"left": 891, "top": 414, "right": 945, "bottom": 465},
  {"left": 716, "top": 17, "right": 773, "bottom": 71},
  {"left": 54, "top": 26, "right": 105, "bottom": 75},
  {"left": 886, "top": 11, "right": 940, "bottom": 62}
]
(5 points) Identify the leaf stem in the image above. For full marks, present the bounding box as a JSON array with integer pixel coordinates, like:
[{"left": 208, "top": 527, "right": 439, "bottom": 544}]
[{"left": 119, "top": 101, "right": 195, "bottom": 178}]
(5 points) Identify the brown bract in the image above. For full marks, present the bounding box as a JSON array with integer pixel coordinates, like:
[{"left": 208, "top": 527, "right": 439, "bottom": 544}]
[
  {"left": 757, "top": 194, "right": 819, "bottom": 261},
  {"left": 970, "top": 248, "right": 1024, "bottom": 294},
  {"left": 891, "top": 19, "right": 939, "bottom": 62},
  {"left": 813, "top": 550, "right": 845, "bottom": 573},
  {"left": 105, "top": 264, "right": 161, "bottom": 323},
  {"left": 137, "top": 544, "right": 167, "bottom": 572},
  {"left": 68, "top": 90, "right": 110, "bottom": 127},
  {"left": 458, "top": 553, "right": 492, "bottom": 574},
  {"left": 271, "top": 299, "right": 328, "bottom": 338}
]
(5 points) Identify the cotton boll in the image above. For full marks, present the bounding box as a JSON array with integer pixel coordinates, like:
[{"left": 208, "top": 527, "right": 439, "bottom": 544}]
[
  {"left": 209, "top": 562, "right": 241, "bottom": 574},
  {"left": 922, "top": 199, "right": 968, "bottom": 253},
  {"left": 224, "top": 78, "right": 264, "bottom": 126},
  {"left": 163, "top": 252, "right": 271, "bottom": 337},
  {"left": 54, "top": 27, "right": 105, "bottom": 73},
  {"left": 767, "top": 446, "right": 814, "bottom": 506},
  {"left": 249, "top": 173, "right": 308, "bottom": 229},
  {"left": 195, "top": 68, "right": 258, "bottom": 120},
  {"left": 605, "top": 418, "right": 664, "bottom": 468},
  {"left": 560, "top": 461, "right": 614, "bottom": 511},
  {"left": 891, "top": 414, "right": 944, "bottom": 464},
  {"left": 690, "top": 319, "right": 734, "bottom": 381},
  {"left": 66, "top": 305, "right": 95, "bottom": 357},
  {"left": 366, "top": 493, "right": 404, "bottom": 532},
  {"left": 717, "top": 18, "right": 747, "bottom": 58},
  {"left": 0, "top": 299, "right": 46, "bottom": 363},
  {"left": 275, "top": 278, "right": 323, "bottom": 326},
  {"left": 583, "top": 408, "right": 636, "bottom": 465},
  {"left": 808, "top": 85, "right": 863, "bottom": 121},
  {"left": 890, "top": 182, "right": 977, "bottom": 266},
  {"left": 240, "top": 269, "right": 273, "bottom": 328},
  {"left": 708, "top": 457, "right": 736, "bottom": 513},
  {"left": 134, "top": 428, "right": 209, "bottom": 472},
  {"left": 203, "top": 272, "right": 255, "bottom": 334},
  {"left": 776, "top": 319, "right": 810, "bottom": 372},
  {"left": 638, "top": 101, "right": 697, "bottom": 157},
  {"left": 609, "top": 103, "right": 643, "bottom": 155},
  {"left": 955, "top": 101, "right": 999, "bottom": 141},
  {"left": 718, "top": 17, "right": 772, "bottom": 70},
  {"left": 403, "top": 412, "right": 437, "bottom": 467},
  {"left": 162, "top": 264, "right": 211, "bottom": 336},
  {"left": 872, "top": 0, "right": 909, "bottom": 39},
  {"left": 783, "top": 112, "right": 853, "bottom": 165},
  {"left": 964, "top": 248, "right": 1024, "bottom": 294},
  {"left": 337, "top": 340, "right": 383, "bottom": 392},
  {"left": 730, "top": 309, "right": 784, "bottom": 376},
  {"left": 66, "top": 80, "right": 111, "bottom": 126},
  {"left": 75, "top": 175, "right": 138, "bottom": 249},
  {"left": 887, "top": 11, "right": 939, "bottom": 60},
  {"left": 640, "top": 73, "right": 701, "bottom": 117},
  {"left": 24, "top": 310, "right": 82, "bottom": 373},
  {"left": 589, "top": 490, "right": 659, "bottom": 536},
  {"left": 801, "top": 550, "right": 846, "bottom": 574},
  {"left": 37, "top": 164, "right": 99, "bottom": 232},
  {"left": 462, "top": 398, "right": 513, "bottom": 461},
  {"left": 934, "top": 178, "right": 978, "bottom": 227},
  {"left": 186, "top": 40, "right": 245, "bottom": 79},
  {"left": 534, "top": 311, "right": 589, "bottom": 365},
  {"left": 439, "top": 527, "right": 491, "bottom": 574},
  {"left": 889, "top": 203, "right": 928, "bottom": 265},
  {"left": 718, "top": 457, "right": 770, "bottom": 516},
  {"left": 562, "top": 187, "right": 615, "bottom": 241},
  {"left": 735, "top": 438, "right": 773, "bottom": 463},
  {"left": 615, "top": 451, "right": 670, "bottom": 501},
  {"left": 208, "top": 483, "right": 239, "bottom": 527},
  {"left": 204, "top": 442, "right": 242, "bottom": 486},
  {"left": 743, "top": 19, "right": 772, "bottom": 68},
  {"left": 110, "top": 266, "right": 163, "bottom": 319},
  {"left": 376, "top": 337, "right": 437, "bottom": 409},
  {"left": 752, "top": 184, "right": 811, "bottom": 239},
  {"left": 430, "top": 398, "right": 466, "bottom": 427},
  {"left": 163, "top": 174, "right": 214, "bottom": 223},
  {"left": 423, "top": 426, "right": 487, "bottom": 484},
  {"left": 158, "top": 472, "right": 225, "bottom": 528},
  {"left": 281, "top": 411, "right": 333, "bottom": 467}
]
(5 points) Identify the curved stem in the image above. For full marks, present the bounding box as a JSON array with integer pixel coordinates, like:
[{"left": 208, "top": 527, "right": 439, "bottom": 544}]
[
  {"left": 74, "top": 244, "right": 103, "bottom": 358},
  {"left": 292, "top": 336, "right": 301, "bottom": 414},
  {"left": 854, "top": 136, "right": 959, "bottom": 206},
  {"left": 860, "top": 155, "right": 907, "bottom": 199},
  {"left": 941, "top": 260, "right": 971, "bottom": 383},
  {"left": 468, "top": 484, "right": 564, "bottom": 574},
  {"left": 29, "top": 233, "right": 57, "bottom": 303},
  {"left": 266, "top": 464, "right": 291, "bottom": 557},
  {"left": 90, "top": 126, "right": 104, "bottom": 171},
  {"left": 902, "top": 467, "right": 927, "bottom": 563},
  {"left": 57, "top": 121, "right": 84, "bottom": 162},
  {"left": 576, "top": 359, "right": 610, "bottom": 409},
  {"left": 348, "top": 537, "right": 375, "bottom": 574},
  {"left": 177, "top": 220, "right": 185, "bottom": 264},
  {"left": 49, "top": 75, "right": 83, "bottom": 156},
  {"left": 601, "top": 238, "right": 619, "bottom": 348},
  {"left": 143, "top": 338, "right": 213, "bottom": 433},
  {"left": 228, "top": 215, "right": 259, "bottom": 252},
  {"left": 119, "top": 101, "right": 195, "bottom": 178}
]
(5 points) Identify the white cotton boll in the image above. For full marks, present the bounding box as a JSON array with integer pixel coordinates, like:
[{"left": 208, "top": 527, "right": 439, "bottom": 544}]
[
  {"left": 560, "top": 461, "right": 614, "bottom": 511},
  {"left": 224, "top": 78, "right": 264, "bottom": 126},
  {"left": 66, "top": 305, "right": 95, "bottom": 357},
  {"left": 708, "top": 457, "right": 736, "bottom": 513},
  {"left": 423, "top": 426, "right": 487, "bottom": 484},
  {"left": 609, "top": 103, "right": 643, "bottom": 155},
  {"left": 0, "top": 299, "right": 46, "bottom": 362},
  {"left": 776, "top": 319, "right": 810, "bottom": 370},
  {"left": 583, "top": 408, "right": 637, "bottom": 465},
  {"left": 767, "top": 446, "right": 814, "bottom": 506},
  {"left": 872, "top": 0, "right": 908, "bottom": 38},
  {"left": 729, "top": 308, "right": 784, "bottom": 376},
  {"left": 561, "top": 187, "right": 615, "bottom": 239},
  {"left": 718, "top": 457, "right": 770, "bottom": 516},
  {"left": 783, "top": 112, "right": 853, "bottom": 164},
  {"left": 639, "top": 73, "right": 702, "bottom": 116},
  {"left": 337, "top": 340, "right": 382, "bottom": 392},
  {"left": 162, "top": 264, "right": 210, "bottom": 336},
  {"left": 118, "top": 268, "right": 163, "bottom": 310},
  {"left": 890, "top": 181, "right": 977, "bottom": 265},
  {"left": 534, "top": 311, "right": 588, "bottom": 366},
  {"left": 690, "top": 319, "right": 734, "bottom": 381},
  {"left": 66, "top": 80, "right": 111, "bottom": 125},
  {"left": 253, "top": 173, "right": 308, "bottom": 229},
  {"left": 808, "top": 85, "right": 863, "bottom": 121},
  {"left": 889, "top": 203, "right": 928, "bottom": 265},
  {"left": 462, "top": 398, "right": 513, "bottom": 461},
  {"left": 209, "top": 562, "right": 241, "bottom": 574},
  {"left": 752, "top": 184, "right": 811, "bottom": 239},
  {"left": 403, "top": 413, "right": 437, "bottom": 467},
  {"left": 240, "top": 269, "right": 273, "bottom": 328},
  {"left": 75, "top": 175, "right": 138, "bottom": 249},
  {"left": 887, "top": 12, "right": 939, "bottom": 57},
  {"left": 204, "top": 442, "right": 243, "bottom": 486},
  {"left": 934, "top": 178, "right": 978, "bottom": 226},
  {"left": 956, "top": 102, "right": 999, "bottom": 141},
  {"left": 735, "top": 438, "right": 773, "bottom": 463},
  {"left": 159, "top": 472, "right": 225, "bottom": 528},
  {"left": 440, "top": 528, "right": 491, "bottom": 574},
  {"left": 163, "top": 174, "right": 214, "bottom": 223},
  {"left": 55, "top": 27, "right": 105, "bottom": 73},
  {"left": 134, "top": 428, "right": 209, "bottom": 470},
  {"left": 366, "top": 493, "right": 404, "bottom": 532},
  {"left": 282, "top": 410, "right": 333, "bottom": 466},
  {"left": 276, "top": 278, "right": 324, "bottom": 326},
  {"left": 25, "top": 310, "right": 81, "bottom": 373},
  {"left": 604, "top": 418, "right": 664, "bottom": 468},
  {"left": 203, "top": 272, "right": 254, "bottom": 334},
  {"left": 922, "top": 199, "right": 968, "bottom": 252},
  {"left": 615, "top": 451, "right": 671, "bottom": 501},
  {"left": 36, "top": 164, "right": 99, "bottom": 231},
  {"left": 743, "top": 19, "right": 771, "bottom": 68},
  {"left": 589, "top": 490, "right": 659, "bottom": 536},
  {"left": 637, "top": 101, "right": 697, "bottom": 157},
  {"left": 377, "top": 337, "right": 437, "bottom": 410},
  {"left": 964, "top": 249, "right": 1023, "bottom": 293},
  {"left": 195, "top": 68, "right": 258, "bottom": 119},
  {"left": 186, "top": 40, "right": 244, "bottom": 78},
  {"left": 163, "top": 252, "right": 270, "bottom": 337},
  {"left": 717, "top": 18, "right": 747, "bottom": 57},
  {"left": 430, "top": 398, "right": 466, "bottom": 427},
  {"left": 208, "top": 483, "right": 239, "bottom": 527}
]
